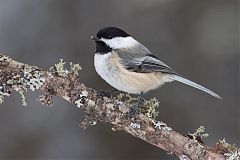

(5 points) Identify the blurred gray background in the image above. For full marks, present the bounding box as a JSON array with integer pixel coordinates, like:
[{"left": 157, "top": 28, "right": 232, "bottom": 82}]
[{"left": 0, "top": 0, "right": 238, "bottom": 159}]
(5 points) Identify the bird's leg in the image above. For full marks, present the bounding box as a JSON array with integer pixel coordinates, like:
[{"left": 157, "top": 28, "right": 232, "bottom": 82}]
[
  {"left": 97, "top": 89, "right": 119, "bottom": 98},
  {"left": 128, "top": 92, "right": 144, "bottom": 116}
]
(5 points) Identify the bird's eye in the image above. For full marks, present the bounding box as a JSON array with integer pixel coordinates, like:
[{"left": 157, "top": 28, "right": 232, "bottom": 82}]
[{"left": 107, "top": 35, "right": 112, "bottom": 39}]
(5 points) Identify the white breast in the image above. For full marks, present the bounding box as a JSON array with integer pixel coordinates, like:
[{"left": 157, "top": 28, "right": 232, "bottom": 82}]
[
  {"left": 94, "top": 53, "right": 122, "bottom": 90},
  {"left": 94, "top": 52, "right": 142, "bottom": 93},
  {"left": 94, "top": 53, "right": 110, "bottom": 79}
]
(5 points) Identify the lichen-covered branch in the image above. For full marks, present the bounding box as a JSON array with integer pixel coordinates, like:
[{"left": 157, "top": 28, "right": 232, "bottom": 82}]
[{"left": 0, "top": 53, "right": 238, "bottom": 160}]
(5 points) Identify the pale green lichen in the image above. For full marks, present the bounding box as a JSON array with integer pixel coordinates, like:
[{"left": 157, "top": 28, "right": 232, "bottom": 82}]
[
  {"left": 81, "top": 90, "right": 88, "bottom": 97},
  {"left": 21, "top": 67, "right": 45, "bottom": 91},
  {"left": 0, "top": 67, "right": 29, "bottom": 105},
  {"left": 117, "top": 95, "right": 160, "bottom": 117},
  {"left": 116, "top": 93, "right": 160, "bottom": 118},
  {"left": 0, "top": 90, "right": 10, "bottom": 96},
  {"left": 0, "top": 55, "right": 11, "bottom": 104},
  {"left": 63, "top": 95, "right": 70, "bottom": 101},
  {"left": 0, "top": 55, "right": 10, "bottom": 66},
  {"left": 14, "top": 66, "right": 47, "bottom": 106},
  {"left": 188, "top": 126, "right": 209, "bottom": 142},
  {"left": 220, "top": 138, "right": 232, "bottom": 149},
  {"left": 70, "top": 62, "right": 82, "bottom": 76},
  {"left": 87, "top": 99, "right": 96, "bottom": 107},
  {"left": 106, "top": 103, "right": 114, "bottom": 110},
  {"left": 143, "top": 97, "right": 159, "bottom": 118},
  {"left": 225, "top": 150, "right": 240, "bottom": 160},
  {"left": 116, "top": 93, "right": 124, "bottom": 100},
  {"left": 116, "top": 93, "right": 137, "bottom": 105},
  {"left": 0, "top": 73, "right": 27, "bottom": 105},
  {"left": 115, "top": 93, "right": 138, "bottom": 113},
  {"left": 29, "top": 77, "right": 45, "bottom": 91},
  {"left": 179, "top": 155, "right": 190, "bottom": 160},
  {"left": 220, "top": 139, "right": 240, "bottom": 160},
  {"left": 6, "top": 74, "right": 21, "bottom": 86},
  {"left": 74, "top": 90, "right": 89, "bottom": 108},
  {"left": 130, "top": 122, "right": 141, "bottom": 129},
  {"left": 75, "top": 99, "right": 83, "bottom": 108},
  {"left": 18, "top": 90, "right": 27, "bottom": 106},
  {"left": 52, "top": 59, "right": 69, "bottom": 77},
  {"left": 115, "top": 93, "right": 125, "bottom": 105},
  {"left": 90, "top": 121, "right": 97, "bottom": 126},
  {"left": 0, "top": 94, "right": 4, "bottom": 104},
  {"left": 50, "top": 60, "right": 82, "bottom": 77},
  {"left": 153, "top": 120, "right": 172, "bottom": 131}
]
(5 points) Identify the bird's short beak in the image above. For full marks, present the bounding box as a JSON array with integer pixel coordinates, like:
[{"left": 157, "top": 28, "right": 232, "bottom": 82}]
[{"left": 91, "top": 36, "right": 101, "bottom": 42}]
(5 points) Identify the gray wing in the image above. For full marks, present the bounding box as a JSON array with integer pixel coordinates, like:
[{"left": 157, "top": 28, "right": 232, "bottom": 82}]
[
  {"left": 115, "top": 47, "right": 175, "bottom": 74},
  {"left": 126, "top": 54, "right": 176, "bottom": 74}
]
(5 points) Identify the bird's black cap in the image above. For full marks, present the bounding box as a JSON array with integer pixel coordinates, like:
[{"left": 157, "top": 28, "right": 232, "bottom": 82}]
[{"left": 96, "top": 26, "right": 130, "bottom": 39}]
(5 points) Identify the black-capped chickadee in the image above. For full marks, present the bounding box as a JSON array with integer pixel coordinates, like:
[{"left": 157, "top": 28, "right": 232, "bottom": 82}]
[{"left": 91, "top": 26, "right": 221, "bottom": 113}]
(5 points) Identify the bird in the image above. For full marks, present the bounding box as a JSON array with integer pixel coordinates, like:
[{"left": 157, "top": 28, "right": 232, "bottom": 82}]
[{"left": 91, "top": 26, "right": 221, "bottom": 114}]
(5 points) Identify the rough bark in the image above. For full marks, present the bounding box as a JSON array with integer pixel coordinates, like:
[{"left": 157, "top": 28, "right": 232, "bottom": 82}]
[{"left": 0, "top": 53, "right": 238, "bottom": 160}]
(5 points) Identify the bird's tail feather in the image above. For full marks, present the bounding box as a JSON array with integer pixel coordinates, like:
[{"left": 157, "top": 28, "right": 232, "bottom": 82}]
[{"left": 171, "top": 75, "right": 222, "bottom": 99}]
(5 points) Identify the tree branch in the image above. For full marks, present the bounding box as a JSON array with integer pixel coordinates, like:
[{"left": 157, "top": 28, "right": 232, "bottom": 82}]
[{"left": 0, "top": 53, "right": 238, "bottom": 160}]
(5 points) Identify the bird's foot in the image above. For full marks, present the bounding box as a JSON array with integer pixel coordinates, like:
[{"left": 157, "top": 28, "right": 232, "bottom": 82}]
[
  {"left": 128, "top": 103, "right": 140, "bottom": 116},
  {"left": 127, "top": 92, "right": 144, "bottom": 117}
]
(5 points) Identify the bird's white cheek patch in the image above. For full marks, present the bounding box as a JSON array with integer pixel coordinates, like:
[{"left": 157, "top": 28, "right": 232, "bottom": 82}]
[{"left": 101, "top": 37, "right": 138, "bottom": 49}]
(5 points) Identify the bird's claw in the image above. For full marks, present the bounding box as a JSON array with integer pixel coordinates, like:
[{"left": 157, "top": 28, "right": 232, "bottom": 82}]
[
  {"left": 128, "top": 103, "right": 140, "bottom": 116},
  {"left": 127, "top": 92, "right": 144, "bottom": 117}
]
